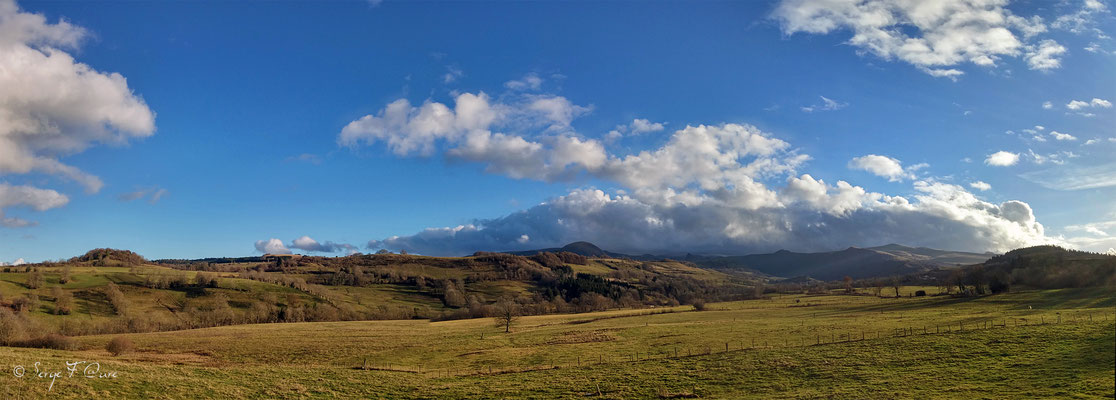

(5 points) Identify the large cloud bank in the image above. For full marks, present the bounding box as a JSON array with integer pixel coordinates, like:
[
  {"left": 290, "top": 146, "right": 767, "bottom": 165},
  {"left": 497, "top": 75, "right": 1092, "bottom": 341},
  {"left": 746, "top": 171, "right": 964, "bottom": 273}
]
[
  {"left": 0, "top": 0, "right": 154, "bottom": 227},
  {"left": 343, "top": 91, "right": 1055, "bottom": 256}
]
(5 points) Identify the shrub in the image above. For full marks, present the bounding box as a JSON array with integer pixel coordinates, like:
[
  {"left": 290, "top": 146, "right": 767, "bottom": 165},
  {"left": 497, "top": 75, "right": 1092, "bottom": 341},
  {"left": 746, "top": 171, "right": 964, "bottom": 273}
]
[
  {"left": 23, "top": 333, "right": 77, "bottom": 350},
  {"left": 0, "top": 308, "right": 27, "bottom": 345},
  {"left": 692, "top": 299, "right": 707, "bottom": 311},
  {"left": 914, "top": 290, "right": 927, "bottom": 297},
  {"left": 106, "top": 336, "right": 135, "bottom": 356}
]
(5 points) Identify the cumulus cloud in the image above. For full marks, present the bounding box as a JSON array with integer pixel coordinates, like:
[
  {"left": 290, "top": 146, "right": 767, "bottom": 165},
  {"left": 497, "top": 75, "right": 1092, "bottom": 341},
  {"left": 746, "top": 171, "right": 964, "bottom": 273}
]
[
  {"left": 969, "top": 181, "right": 992, "bottom": 191},
  {"left": 0, "top": 182, "right": 68, "bottom": 227},
  {"left": 349, "top": 80, "right": 1059, "bottom": 257},
  {"left": 371, "top": 180, "right": 1054, "bottom": 256},
  {"left": 289, "top": 235, "right": 358, "bottom": 254},
  {"left": 1050, "top": 131, "right": 1077, "bottom": 141},
  {"left": 0, "top": 0, "right": 155, "bottom": 226},
  {"left": 605, "top": 118, "right": 666, "bottom": 141},
  {"left": 772, "top": 0, "right": 1064, "bottom": 77},
  {"left": 1024, "top": 39, "right": 1067, "bottom": 71},
  {"left": 1042, "top": 101, "right": 1053, "bottom": 109},
  {"left": 339, "top": 91, "right": 599, "bottom": 182},
  {"left": 848, "top": 154, "right": 921, "bottom": 181},
  {"left": 985, "top": 151, "right": 1020, "bottom": 166},
  {"left": 801, "top": 96, "right": 847, "bottom": 112},
  {"left": 254, "top": 238, "right": 291, "bottom": 255},
  {"left": 1066, "top": 98, "right": 1111, "bottom": 113}
]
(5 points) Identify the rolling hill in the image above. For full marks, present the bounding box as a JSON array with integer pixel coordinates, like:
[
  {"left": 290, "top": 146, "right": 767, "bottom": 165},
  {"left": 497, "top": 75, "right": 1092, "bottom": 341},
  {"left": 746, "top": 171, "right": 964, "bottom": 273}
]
[
  {"left": 685, "top": 244, "right": 994, "bottom": 281},
  {"left": 0, "top": 247, "right": 746, "bottom": 343}
]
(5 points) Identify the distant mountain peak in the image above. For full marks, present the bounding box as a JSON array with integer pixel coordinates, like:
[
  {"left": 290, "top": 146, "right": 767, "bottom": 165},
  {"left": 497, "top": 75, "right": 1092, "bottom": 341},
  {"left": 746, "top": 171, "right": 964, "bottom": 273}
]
[{"left": 560, "top": 241, "right": 608, "bottom": 257}]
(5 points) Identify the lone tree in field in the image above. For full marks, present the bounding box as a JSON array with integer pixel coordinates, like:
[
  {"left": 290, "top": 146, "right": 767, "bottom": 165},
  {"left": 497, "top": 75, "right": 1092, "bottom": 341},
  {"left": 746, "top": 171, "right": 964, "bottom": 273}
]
[
  {"left": 60, "top": 265, "right": 72, "bottom": 284},
  {"left": 493, "top": 297, "right": 520, "bottom": 333},
  {"left": 26, "top": 269, "right": 43, "bottom": 289},
  {"left": 890, "top": 276, "right": 901, "bottom": 297},
  {"left": 52, "top": 286, "right": 74, "bottom": 315}
]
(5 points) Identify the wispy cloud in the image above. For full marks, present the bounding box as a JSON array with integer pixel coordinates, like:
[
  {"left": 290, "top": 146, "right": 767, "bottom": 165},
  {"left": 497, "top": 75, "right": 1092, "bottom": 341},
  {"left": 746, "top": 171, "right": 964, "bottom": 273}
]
[{"left": 801, "top": 96, "right": 847, "bottom": 112}]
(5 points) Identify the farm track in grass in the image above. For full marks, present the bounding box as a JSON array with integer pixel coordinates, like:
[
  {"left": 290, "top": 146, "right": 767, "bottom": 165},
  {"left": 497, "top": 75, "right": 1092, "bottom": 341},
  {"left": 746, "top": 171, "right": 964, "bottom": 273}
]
[{"left": 1, "top": 287, "right": 1113, "bottom": 398}]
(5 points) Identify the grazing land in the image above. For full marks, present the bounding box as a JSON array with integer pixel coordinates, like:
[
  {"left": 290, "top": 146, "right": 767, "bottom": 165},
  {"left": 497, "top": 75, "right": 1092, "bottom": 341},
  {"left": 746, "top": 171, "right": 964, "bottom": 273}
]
[{"left": 1, "top": 287, "right": 1112, "bottom": 399}]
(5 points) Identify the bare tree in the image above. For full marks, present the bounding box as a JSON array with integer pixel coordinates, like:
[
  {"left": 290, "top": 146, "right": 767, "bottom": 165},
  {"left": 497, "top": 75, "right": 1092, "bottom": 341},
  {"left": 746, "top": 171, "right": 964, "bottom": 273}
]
[
  {"left": 890, "top": 276, "right": 901, "bottom": 298},
  {"left": 843, "top": 276, "right": 854, "bottom": 294},
  {"left": 60, "top": 265, "right": 72, "bottom": 284},
  {"left": 493, "top": 298, "right": 520, "bottom": 333},
  {"left": 52, "top": 286, "right": 73, "bottom": 315},
  {"left": 26, "top": 269, "right": 43, "bottom": 289}
]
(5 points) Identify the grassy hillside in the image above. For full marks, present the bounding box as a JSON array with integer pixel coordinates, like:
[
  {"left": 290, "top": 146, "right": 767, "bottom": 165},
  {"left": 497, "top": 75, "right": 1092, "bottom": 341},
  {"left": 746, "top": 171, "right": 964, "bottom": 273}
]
[
  {"left": 0, "top": 288, "right": 1111, "bottom": 398},
  {"left": 0, "top": 249, "right": 747, "bottom": 340}
]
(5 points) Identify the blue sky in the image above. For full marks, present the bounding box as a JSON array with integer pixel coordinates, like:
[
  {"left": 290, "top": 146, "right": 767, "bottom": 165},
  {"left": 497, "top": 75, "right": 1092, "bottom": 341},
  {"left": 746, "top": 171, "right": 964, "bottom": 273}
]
[{"left": 1, "top": 0, "right": 1114, "bottom": 262}]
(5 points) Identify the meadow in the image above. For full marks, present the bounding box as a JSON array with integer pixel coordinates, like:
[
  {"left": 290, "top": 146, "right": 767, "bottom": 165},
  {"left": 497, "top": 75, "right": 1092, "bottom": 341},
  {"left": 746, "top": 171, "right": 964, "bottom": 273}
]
[{"left": 1, "top": 287, "right": 1112, "bottom": 399}]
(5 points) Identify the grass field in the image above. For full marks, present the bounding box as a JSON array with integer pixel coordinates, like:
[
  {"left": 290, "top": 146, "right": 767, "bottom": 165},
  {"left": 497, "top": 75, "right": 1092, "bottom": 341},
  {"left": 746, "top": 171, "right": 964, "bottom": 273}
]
[{"left": 1, "top": 287, "right": 1113, "bottom": 398}]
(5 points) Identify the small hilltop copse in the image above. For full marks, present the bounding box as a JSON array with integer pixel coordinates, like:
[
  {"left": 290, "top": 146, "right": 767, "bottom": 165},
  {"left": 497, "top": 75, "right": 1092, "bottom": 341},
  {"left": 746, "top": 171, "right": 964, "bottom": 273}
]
[{"left": 262, "top": 253, "right": 302, "bottom": 262}]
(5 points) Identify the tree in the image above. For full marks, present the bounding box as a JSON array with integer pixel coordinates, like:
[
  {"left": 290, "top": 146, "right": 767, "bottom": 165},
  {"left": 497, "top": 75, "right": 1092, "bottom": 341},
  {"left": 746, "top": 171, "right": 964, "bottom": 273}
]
[
  {"left": 0, "top": 307, "right": 27, "bottom": 345},
  {"left": 26, "top": 269, "right": 43, "bottom": 289},
  {"left": 843, "top": 276, "right": 854, "bottom": 294},
  {"left": 104, "top": 282, "right": 129, "bottom": 315},
  {"left": 442, "top": 281, "right": 465, "bottom": 308},
  {"left": 890, "top": 276, "right": 901, "bottom": 297},
  {"left": 493, "top": 298, "right": 520, "bottom": 333},
  {"left": 53, "top": 286, "right": 73, "bottom": 315},
  {"left": 60, "top": 265, "right": 72, "bottom": 284}
]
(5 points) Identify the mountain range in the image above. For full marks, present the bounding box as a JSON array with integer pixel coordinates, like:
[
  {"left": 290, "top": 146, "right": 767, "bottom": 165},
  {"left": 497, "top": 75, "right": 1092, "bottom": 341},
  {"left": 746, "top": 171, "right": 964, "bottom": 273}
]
[{"left": 507, "top": 242, "right": 995, "bottom": 281}]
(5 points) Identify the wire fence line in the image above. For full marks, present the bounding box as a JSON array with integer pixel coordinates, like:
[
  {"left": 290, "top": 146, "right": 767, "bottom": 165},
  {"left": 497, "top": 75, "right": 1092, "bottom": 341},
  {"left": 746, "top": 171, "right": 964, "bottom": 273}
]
[{"left": 352, "top": 310, "right": 1116, "bottom": 378}]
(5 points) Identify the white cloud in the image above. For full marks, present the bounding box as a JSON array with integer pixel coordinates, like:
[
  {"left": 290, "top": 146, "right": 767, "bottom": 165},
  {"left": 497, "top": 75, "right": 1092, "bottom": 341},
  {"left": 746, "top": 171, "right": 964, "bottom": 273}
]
[
  {"left": 0, "top": 182, "right": 68, "bottom": 227},
  {"left": 985, "top": 151, "right": 1020, "bottom": 166},
  {"left": 773, "top": 0, "right": 1062, "bottom": 76},
  {"left": 371, "top": 180, "right": 1055, "bottom": 256},
  {"left": 1066, "top": 100, "right": 1090, "bottom": 110},
  {"left": 504, "top": 73, "right": 543, "bottom": 91},
  {"left": 848, "top": 154, "right": 918, "bottom": 181},
  {"left": 1053, "top": 0, "right": 1110, "bottom": 39},
  {"left": 801, "top": 96, "right": 847, "bottom": 112},
  {"left": 349, "top": 79, "right": 1063, "bottom": 256},
  {"left": 969, "top": 181, "right": 991, "bottom": 191},
  {"left": 1042, "top": 101, "right": 1053, "bottom": 109},
  {"left": 1024, "top": 39, "right": 1067, "bottom": 71},
  {"left": 605, "top": 118, "right": 666, "bottom": 141},
  {"left": 443, "top": 65, "right": 463, "bottom": 84},
  {"left": 1050, "top": 131, "right": 1077, "bottom": 141},
  {"left": 254, "top": 238, "right": 291, "bottom": 255},
  {"left": 288, "top": 235, "right": 357, "bottom": 254},
  {"left": 1064, "top": 97, "right": 1112, "bottom": 116},
  {"left": 0, "top": 0, "right": 154, "bottom": 226},
  {"left": 1020, "top": 161, "right": 1116, "bottom": 190},
  {"left": 117, "top": 187, "right": 168, "bottom": 204}
]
